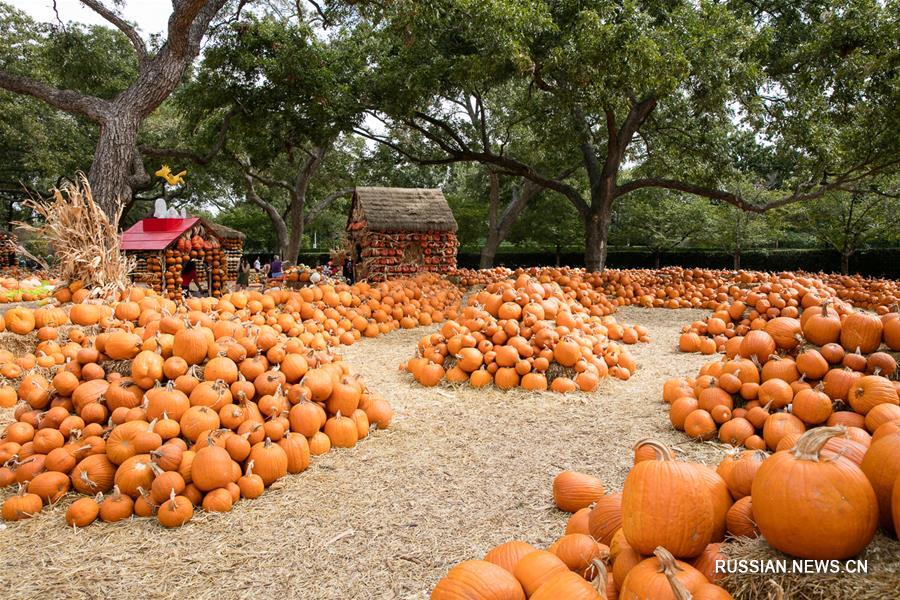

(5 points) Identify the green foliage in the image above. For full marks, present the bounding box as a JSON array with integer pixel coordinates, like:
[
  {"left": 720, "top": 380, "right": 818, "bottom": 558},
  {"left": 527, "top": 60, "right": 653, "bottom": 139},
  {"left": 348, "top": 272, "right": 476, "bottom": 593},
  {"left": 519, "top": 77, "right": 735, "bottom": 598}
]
[{"left": 0, "top": 5, "right": 138, "bottom": 210}]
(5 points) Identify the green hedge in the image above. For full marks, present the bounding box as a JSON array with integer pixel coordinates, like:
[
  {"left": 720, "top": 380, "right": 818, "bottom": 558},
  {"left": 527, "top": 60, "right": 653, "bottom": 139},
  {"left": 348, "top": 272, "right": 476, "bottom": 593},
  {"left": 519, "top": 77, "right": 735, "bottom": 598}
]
[
  {"left": 457, "top": 248, "right": 900, "bottom": 278},
  {"left": 248, "top": 248, "right": 900, "bottom": 278}
]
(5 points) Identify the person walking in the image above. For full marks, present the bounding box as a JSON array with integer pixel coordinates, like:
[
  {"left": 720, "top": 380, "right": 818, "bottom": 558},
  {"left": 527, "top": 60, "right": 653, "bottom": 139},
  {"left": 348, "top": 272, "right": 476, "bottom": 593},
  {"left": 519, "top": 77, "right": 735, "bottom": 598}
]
[
  {"left": 181, "top": 259, "right": 199, "bottom": 297},
  {"left": 235, "top": 258, "right": 250, "bottom": 290},
  {"left": 253, "top": 257, "right": 261, "bottom": 272}
]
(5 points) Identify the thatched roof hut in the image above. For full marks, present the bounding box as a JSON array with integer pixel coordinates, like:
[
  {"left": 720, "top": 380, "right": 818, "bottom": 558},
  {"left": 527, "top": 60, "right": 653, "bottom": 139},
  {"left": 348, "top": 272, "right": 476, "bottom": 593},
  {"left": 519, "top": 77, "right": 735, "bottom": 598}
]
[
  {"left": 207, "top": 221, "right": 246, "bottom": 241},
  {"left": 347, "top": 187, "right": 458, "bottom": 281},
  {"left": 349, "top": 187, "right": 458, "bottom": 233}
]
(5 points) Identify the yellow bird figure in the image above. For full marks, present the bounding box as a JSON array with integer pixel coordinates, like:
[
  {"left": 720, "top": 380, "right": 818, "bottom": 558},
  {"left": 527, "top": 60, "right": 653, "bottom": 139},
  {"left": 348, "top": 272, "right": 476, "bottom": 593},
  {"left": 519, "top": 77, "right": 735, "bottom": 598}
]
[{"left": 155, "top": 164, "right": 188, "bottom": 186}]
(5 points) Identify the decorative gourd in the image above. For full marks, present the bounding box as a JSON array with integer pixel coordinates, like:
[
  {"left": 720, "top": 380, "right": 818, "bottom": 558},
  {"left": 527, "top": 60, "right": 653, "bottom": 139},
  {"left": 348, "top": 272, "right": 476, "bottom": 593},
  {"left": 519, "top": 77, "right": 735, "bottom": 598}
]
[{"left": 752, "top": 427, "right": 878, "bottom": 558}]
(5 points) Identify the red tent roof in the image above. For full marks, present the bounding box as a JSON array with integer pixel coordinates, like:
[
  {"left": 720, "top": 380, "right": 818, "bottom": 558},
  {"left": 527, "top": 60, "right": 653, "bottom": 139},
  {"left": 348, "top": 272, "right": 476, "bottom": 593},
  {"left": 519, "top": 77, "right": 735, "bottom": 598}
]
[{"left": 120, "top": 218, "right": 200, "bottom": 251}]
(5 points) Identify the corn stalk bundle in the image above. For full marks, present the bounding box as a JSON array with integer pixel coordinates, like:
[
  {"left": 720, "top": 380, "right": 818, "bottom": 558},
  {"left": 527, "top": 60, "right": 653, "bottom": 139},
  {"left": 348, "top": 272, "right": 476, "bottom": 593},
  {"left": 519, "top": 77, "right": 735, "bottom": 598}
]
[{"left": 17, "top": 174, "right": 132, "bottom": 291}]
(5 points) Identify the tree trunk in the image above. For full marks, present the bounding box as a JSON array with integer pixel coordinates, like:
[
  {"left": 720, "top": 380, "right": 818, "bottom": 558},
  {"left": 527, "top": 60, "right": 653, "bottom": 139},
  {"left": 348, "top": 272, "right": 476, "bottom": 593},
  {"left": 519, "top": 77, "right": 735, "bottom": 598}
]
[
  {"left": 841, "top": 251, "right": 850, "bottom": 275},
  {"left": 733, "top": 249, "right": 741, "bottom": 270},
  {"left": 286, "top": 195, "right": 304, "bottom": 265},
  {"left": 584, "top": 205, "right": 612, "bottom": 272},
  {"left": 654, "top": 252, "right": 661, "bottom": 268},
  {"left": 555, "top": 242, "right": 562, "bottom": 267},
  {"left": 88, "top": 114, "right": 140, "bottom": 220},
  {"left": 479, "top": 171, "right": 501, "bottom": 269}
]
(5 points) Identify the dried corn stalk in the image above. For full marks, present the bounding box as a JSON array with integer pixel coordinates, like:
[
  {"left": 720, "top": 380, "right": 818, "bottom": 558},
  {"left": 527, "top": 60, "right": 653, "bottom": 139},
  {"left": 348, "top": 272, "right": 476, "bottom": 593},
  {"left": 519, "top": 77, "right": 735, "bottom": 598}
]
[{"left": 17, "top": 174, "right": 132, "bottom": 291}]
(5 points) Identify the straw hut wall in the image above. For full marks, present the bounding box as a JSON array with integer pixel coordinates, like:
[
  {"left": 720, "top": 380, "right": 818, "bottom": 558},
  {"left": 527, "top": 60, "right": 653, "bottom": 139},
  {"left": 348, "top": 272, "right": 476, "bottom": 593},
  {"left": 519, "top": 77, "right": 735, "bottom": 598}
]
[{"left": 347, "top": 187, "right": 459, "bottom": 281}]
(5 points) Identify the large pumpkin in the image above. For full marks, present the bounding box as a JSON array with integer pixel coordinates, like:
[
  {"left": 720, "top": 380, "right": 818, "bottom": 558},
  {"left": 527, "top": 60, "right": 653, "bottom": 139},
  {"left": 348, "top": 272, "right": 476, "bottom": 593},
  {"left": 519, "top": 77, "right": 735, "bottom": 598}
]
[
  {"left": 431, "top": 560, "right": 525, "bottom": 600},
  {"left": 752, "top": 427, "right": 878, "bottom": 559},
  {"left": 621, "top": 440, "right": 714, "bottom": 558},
  {"left": 859, "top": 430, "right": 900, "bottom": 533}
]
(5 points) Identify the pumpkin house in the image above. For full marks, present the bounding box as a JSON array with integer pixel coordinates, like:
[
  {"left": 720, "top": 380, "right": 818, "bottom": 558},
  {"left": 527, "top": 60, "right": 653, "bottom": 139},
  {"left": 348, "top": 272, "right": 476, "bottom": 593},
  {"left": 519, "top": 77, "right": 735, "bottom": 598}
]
[
  {"left": 120, "top": 217, "right": 235, "bottom": 300},
  {"left": 347, "top": 187, "right": 458, "bottom": 281}
]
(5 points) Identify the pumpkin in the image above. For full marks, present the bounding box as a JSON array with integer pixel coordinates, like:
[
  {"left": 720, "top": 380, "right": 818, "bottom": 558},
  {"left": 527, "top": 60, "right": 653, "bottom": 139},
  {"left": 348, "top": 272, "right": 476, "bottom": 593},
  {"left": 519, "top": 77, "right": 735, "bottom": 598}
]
[
  {"left": 859, "top": 431, "right": 900, "bottom": 533},
  {"left": 752, "top": 427, "right": 878, "bottom": 558},
  {"left": 99, "top": 486, "right": 135, "bottom": 522},
  {"left": 157, "top": 490, "right": 193, "bottom": 528},
  {"left": 66, "top": 496, "right": 100, "bottom": 527},
  {"left": 725, "top": 496, "right": 758, "bottom": 538},
  {"left": 191, "top": 438, "right": 234, "bottom": 491},
  {"left": 432, "top": 560, "right": 525, "bottom": 600},
  {"left": 588, "top": 492, "right": 623, "bottom": 546},
  {"left": 841, "top": 311, "right": 883, "bottom": 354},
  {"left": 324, "top": 412, "right": 358, "bottom": 448},
  {"left": 2, "top": 486, "right": 42, "bottom": 521},
  {"left": 71, "top": 454, "right": 116, "bottom": 495},
  {"left": 173, "top": 326, "right": 209, "bottom": 366},
  {"left": 619, "top": 547, "right": 707, "bottom": 600},
  {"left": 238, "top": 460, "right": 265, "bottom": 499},
  {"left": 552, "top": 470, "right": 606, "bottom": 512},
  {"left": 621, "top": 440, "right": 714, "bottom": 558},
  {"left": 247, "top": 438, "right": 288, "bottom": 486},
  {"left": 530, "top": 570, "right": 603, "bottom": 600},
  {"left": 848, "top": 375, "right": 899, "bottom": 415},
  {"left": 513, "top": 550, "right": 570, "bottom": 597},
  {"left": 549, "top": 533, "right": 607, "bottom": 577},
  {"left": 484, "top": 541, "right": 539, "bottom": 574}
]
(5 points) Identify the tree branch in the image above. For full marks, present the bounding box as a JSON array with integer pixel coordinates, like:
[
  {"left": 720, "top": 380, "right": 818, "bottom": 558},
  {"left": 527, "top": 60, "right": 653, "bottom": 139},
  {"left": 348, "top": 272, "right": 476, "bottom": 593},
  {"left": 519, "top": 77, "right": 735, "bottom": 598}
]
[
  {"left": 305, "top": 187, "right": 353, "bottom": 224},
  {"left": 79, "top": 0, "right": 149, "bottom": 66},
  {"left": 616, "top": 159, "right": 900, "bottom": 212},
  {"left": 139, "top": 106, "right": 238, "bottom": 165},
  {"left": 0, "top": 69, "right": 108, "bottom": 122}
]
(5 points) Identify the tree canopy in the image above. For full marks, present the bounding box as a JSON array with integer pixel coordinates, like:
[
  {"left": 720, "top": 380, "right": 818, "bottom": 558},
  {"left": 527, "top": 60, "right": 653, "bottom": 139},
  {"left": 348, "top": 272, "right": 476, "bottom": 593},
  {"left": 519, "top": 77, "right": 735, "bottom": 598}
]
[{"left": 0, "top": 0, "right": 896, "bottom": 273}]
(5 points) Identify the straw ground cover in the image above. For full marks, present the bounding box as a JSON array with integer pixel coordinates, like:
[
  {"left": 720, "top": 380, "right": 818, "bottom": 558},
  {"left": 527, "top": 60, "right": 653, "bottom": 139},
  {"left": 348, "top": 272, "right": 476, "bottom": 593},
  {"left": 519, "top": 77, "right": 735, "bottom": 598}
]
[{"left": 0, "top": 307, "right": 895, "bottom": 599}]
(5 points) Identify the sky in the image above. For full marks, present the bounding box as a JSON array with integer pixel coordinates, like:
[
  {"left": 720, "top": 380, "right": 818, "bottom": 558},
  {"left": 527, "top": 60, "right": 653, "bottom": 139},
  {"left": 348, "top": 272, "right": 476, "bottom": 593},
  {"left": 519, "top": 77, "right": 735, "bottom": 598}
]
[{"left": 6, "top": 0, "right": 170, "bottom": 39}]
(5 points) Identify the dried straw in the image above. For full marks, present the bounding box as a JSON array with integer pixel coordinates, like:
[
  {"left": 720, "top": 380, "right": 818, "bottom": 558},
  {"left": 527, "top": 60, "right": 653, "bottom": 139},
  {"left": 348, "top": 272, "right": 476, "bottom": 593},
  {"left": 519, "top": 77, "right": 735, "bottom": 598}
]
[
  {"left": 721, "top": 535, "right": 900, "bottom": 600},
  {"left": 16, "top": 173, "right": 132, "bottom": 291}
]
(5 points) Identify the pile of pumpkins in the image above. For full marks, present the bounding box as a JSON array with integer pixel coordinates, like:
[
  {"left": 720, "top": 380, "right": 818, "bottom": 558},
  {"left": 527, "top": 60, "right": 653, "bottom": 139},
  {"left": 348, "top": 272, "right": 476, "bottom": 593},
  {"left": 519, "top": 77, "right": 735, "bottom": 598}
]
[
  {"left": 676, "top": 276, "right": 868, "bottom": 355},
  {"left": 433, "top": 430, "right": 900, "bottom": 599},
  {"left": 0, "top": 277, "right": 488, "bottom": 526},
  {"left": 405, "top": 274, "right": 645, "bottom": 392},
  {"left": 666, "top": 303, "right": 900, "bottom": 451},
  {"left": 449, "top": 267, "right": 515, "bottom": 287}
]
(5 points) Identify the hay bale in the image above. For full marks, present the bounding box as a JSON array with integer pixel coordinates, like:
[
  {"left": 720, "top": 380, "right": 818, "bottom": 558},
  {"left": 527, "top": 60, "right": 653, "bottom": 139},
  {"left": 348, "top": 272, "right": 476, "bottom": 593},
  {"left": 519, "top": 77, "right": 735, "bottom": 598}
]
[{"left": 720, "top": 534, "right": 900, "bottom": 600}]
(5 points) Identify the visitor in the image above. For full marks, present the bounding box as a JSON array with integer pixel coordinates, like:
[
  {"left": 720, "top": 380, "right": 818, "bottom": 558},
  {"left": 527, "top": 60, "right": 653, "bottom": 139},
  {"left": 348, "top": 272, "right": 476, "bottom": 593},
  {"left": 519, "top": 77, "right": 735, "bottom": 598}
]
[
  {"left": 235, "top": 258, "right": 250, "bottom": 291},
  {"left": 343, "top": 256, "right": 354, "bottom": 284},
  {"left": 253, "top": 256, "right": 261, "bottom": 272},
  {"left": 269, "top": 254, "right": 283, "bottom": 281},
  {"left": 181, "top": 259, "right": 198, "bottom": 296}
]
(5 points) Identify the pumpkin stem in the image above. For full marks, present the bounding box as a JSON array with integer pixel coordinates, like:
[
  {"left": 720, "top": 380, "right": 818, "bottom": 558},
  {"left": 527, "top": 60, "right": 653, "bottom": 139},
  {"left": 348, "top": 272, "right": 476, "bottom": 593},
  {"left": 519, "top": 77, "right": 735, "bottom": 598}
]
[
  {"left": 790, "top": 426, "right": 847, "bottom": 462},
  {"left": 589, "top": 558, "right": 610, "bottom": 600},
  {"left": 245, "top": 459, "right": 255, "bottom": 477},
  {"left": 653, "top": 547, "right": 693, "bottom": 600},
  {"left": 632, "top": 439, "right": 675, "bottom": 461}
]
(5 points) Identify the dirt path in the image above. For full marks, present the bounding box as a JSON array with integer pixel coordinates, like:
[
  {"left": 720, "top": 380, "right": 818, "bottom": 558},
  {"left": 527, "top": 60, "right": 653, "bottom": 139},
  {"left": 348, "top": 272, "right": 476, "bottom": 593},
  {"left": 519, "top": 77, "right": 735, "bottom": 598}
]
[{"left": 0, "top": 307, "right": 726, "bottom": 600}]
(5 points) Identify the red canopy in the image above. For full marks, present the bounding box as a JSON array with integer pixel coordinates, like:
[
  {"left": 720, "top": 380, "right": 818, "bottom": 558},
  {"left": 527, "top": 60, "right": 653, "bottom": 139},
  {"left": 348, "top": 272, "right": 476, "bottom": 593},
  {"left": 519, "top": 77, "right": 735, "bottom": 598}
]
[{"left": 120, "top": 218, "right": 199, "bottom": 251}]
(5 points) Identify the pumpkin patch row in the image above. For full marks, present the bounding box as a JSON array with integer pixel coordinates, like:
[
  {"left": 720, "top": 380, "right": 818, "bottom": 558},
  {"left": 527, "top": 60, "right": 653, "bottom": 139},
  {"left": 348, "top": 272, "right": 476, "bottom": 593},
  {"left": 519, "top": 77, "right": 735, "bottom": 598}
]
[
  {"left": 665, "top": 307, "right": 900, "bottom": 451},
  {"left": 0, "top": 277, "right": 485, "bottom": 526},
  {"left": 405, "top": 274, "right": 645, "bottom": 392}
]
